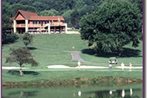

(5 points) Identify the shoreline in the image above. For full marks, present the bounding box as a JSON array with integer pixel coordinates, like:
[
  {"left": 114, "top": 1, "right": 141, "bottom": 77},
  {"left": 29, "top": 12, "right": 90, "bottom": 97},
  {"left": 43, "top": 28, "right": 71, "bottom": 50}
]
[{"left": 3, "top": 76, "right": 142, "bottom": 88}]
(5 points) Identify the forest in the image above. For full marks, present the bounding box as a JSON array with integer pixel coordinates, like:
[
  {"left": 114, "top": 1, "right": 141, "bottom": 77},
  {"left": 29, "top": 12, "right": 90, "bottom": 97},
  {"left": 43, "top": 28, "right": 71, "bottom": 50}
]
[{"left": 2, "top": 0, "right": 142, "bottom": 30}]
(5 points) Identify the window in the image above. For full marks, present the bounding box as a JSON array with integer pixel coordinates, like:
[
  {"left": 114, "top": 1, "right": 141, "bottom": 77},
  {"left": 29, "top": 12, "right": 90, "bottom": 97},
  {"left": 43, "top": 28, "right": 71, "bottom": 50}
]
[
  {"left": 37, "top": 21, "right": 40, "bottom": 24},
  {"left": 33, "top": 21, "right": 38, "bottom": 24}
]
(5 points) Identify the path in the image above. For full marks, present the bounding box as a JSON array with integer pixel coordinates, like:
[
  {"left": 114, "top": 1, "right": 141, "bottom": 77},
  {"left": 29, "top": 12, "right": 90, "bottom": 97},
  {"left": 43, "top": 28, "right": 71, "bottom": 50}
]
[
  {"left": 70, "top": 51, "right": 85, "bottom": 62},
  {"left": 69, "top": 51, "right": 104, "bottom": 66},
  {"left": 2, "top": 65, "right": 142, "bottom": 71}
]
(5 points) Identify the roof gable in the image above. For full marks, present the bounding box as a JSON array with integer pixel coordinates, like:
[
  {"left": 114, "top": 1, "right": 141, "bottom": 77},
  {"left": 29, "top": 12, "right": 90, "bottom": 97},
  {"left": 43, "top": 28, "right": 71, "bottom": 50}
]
[
  {"left": 15, "top": 13, "right": 25, "bottom": 20},
  {"left": 14, "top": 10, "right": 38, "bottom": 20},
  {"left": 13, "top": 10, "right": 65, "bottom": 21}
]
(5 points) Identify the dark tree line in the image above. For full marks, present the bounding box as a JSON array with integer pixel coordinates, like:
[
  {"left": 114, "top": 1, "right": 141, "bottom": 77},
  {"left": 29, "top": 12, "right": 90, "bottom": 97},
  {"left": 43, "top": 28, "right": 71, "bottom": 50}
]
[
  {"left": 3, "top": 0, "right": 141, "bottom": 30},
  {"left": 2, "top": 0, "right": 142, "bottom": 29},
  {"left": 2, "top": 0, "right": 142, "bottom": 54},
  {"left": 80, "top": 0, "right": 142, "bottom": 55}
]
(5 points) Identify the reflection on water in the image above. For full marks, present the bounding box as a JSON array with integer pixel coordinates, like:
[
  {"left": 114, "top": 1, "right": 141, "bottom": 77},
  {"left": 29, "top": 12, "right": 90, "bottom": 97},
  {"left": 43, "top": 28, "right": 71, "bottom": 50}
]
[
  {"left": 3, "top": 90, "right": 38, "bottom": 98},
  {"left": 86, "top": 88, "right": 141, "bottom": 98},
  {"left": 3, "top": 86, "right": 142, "bottom": 98},
  {"left": 78, "top": 90, "right": 82, "bottom": 96}
]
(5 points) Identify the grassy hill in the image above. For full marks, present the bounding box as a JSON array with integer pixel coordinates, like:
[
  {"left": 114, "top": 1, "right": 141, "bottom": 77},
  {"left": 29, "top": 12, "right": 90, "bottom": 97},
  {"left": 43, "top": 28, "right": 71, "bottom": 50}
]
[
  {"left": 2, "top": 34, "right": 142, "bottom": 82},
  {"left": 2, "top": 34, "right": 142, "bottom": 68}
]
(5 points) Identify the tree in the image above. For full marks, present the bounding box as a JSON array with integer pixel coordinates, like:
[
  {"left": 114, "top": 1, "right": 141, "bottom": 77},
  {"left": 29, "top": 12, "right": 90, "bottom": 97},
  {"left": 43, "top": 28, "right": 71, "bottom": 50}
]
[
  {"left": 10, "top": 4, "right": 36, "bottom": 16},
  {"left": 39, "top": 9, "right": 59, "bottom": 16},
  {"left": 2, "top": 2, "right": 12, "bottom": 30},
  {"left": 6, "top": 47, "right": 38, "bottom": 76},
  {"left": 2, "top": 32, "right": 19, "bottom": 44},
  {"left": 62, "top": 10, "right": 74, "bottom": 27},
  {"left": 22, "top": 33, "right": 33, "bottom": 48},
  {"left": 80, "top": 0, "right": 141, "bottom": 55},
  {"left": 3, "top": 0, "right": 103, "bottom": 31},
  {"left": 70, "top": 9, "right": 80, "bottom": 28}
]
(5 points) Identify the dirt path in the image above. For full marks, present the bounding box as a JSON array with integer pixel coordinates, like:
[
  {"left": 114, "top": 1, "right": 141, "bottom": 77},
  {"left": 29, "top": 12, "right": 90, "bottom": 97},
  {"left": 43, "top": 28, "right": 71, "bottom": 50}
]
[
  {"left": 2, "top": 65, "right": 142, "bottom": 70},
  {"left": 70, "top": 51, "right": 85, "bottom": 62}
]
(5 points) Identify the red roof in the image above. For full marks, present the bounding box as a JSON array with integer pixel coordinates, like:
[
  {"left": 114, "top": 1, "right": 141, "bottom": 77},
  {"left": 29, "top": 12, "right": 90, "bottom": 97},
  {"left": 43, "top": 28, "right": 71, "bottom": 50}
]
[
  {"left": 14, "top": 10, "right": 38, "bottom": 19},
  {"left": 14, "top": 10, "right": 64, "bottom": 21},
  {"left": 29, "top": 16, "right": 64, "bottom": 21},
  {"left": 48, "top": 16, "right": 64, "bottom": 21}
]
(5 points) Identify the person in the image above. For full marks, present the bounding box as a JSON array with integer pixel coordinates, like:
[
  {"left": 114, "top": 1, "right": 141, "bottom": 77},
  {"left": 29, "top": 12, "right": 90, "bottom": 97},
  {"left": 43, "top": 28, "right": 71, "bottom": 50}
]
[
  {"left": 121, "top": 89, "right": 125, "bottom": 98},
  {"left": 78, "top": 61, "right": 81, "bottom": 67},
  {"left": 78, "top": 91, "right": 81, "bottom": 96},
  {"left": 109, "top": 64, "right": 112, "bottom": 69},
  {"left": 129, "top": 63, "right": 132, "bottom": 71},
  {"left": 109, "top": 90, "right": 113, "bottom": 95},
  {"left": 121, "top": 62, "right": 125, "bottom": 70},
  {"left": 130, "top": 88, "right": 133, "bottom": 96}
]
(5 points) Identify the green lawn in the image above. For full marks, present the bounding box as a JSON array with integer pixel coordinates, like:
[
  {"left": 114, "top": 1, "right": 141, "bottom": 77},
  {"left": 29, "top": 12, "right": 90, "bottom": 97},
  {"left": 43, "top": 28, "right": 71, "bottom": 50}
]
[
  {"left": 2, "top": 34, "right": 88, "bottom": 67},
  {"left": 2, "top": 70, "right": 142, "bottom": 82},
  {"left": 2, "top": 34, "right": 142, "bottom": 82},
  {"left": 2, "top": 34, "right": 142, "bottom": 67}
]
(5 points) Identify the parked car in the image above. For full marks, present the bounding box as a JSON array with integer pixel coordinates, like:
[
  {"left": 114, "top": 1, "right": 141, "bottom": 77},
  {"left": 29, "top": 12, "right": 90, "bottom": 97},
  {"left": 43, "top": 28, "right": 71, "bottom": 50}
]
[{"left": 109, "top": 57, "right": 118, "bottom": 64}]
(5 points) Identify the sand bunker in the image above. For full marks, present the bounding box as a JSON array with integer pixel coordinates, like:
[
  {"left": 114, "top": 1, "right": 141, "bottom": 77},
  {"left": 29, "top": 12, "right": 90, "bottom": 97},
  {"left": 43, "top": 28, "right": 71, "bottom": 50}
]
[
  {"left": 2, "top": 65, "right": 142, "bottom": 70},
  {"left": 47, "top": 65, "right": 108, "bottom": 69},
  {"left": 75, "top": 66, "right": 108, "bottom": 69},
  {"left": 47, "top": 65, "right": 71, "bottom": 68}
]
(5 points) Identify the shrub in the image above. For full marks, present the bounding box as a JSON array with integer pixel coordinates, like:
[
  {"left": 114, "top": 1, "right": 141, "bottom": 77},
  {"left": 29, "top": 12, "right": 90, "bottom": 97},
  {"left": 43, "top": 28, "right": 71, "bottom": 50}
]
[{"left": 2, "top": 32, "right": 19, "bottom": 44}]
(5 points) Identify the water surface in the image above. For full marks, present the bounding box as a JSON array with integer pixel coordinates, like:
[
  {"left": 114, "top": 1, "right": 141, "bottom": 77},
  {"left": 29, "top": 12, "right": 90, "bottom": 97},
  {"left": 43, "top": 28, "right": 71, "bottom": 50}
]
[{"left": 3, "top": 84, "right": 142, "bottom": 98}]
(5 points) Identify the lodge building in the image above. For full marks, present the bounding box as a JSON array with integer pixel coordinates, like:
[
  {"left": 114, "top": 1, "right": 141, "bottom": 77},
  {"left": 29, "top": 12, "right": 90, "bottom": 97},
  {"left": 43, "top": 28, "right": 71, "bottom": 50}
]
[{"left": 12, "top": 10, "right": 67, "bottom": 34}]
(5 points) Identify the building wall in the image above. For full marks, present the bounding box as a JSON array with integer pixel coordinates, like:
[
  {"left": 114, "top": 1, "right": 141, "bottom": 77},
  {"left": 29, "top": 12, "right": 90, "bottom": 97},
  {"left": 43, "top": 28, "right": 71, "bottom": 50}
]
[{"left": 14, "top": 12, "right": 67, "bottom": 33}]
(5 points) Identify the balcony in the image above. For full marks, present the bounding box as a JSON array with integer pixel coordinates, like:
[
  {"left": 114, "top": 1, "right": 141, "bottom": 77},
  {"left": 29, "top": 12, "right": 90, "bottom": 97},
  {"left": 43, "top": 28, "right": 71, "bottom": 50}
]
[
  {"left": 50, "top": 22, "right": 66, "bottom": 26},
  {"left": 28, "top": 24, "right": 43, "bottom": 28},
  {"left": 15, "top": 23, "right": 67, "bottom": 28},
  {"left": 16, "top": 24, "right": 25, "bottom": 28},
  {"left": 15, "top": 24, "right": 46, "bottom": 28}
]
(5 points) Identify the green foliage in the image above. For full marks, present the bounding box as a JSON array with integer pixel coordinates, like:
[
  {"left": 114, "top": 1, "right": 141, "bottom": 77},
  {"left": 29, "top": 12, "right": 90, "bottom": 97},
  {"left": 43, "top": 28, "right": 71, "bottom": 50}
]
[
  {"left": 3, "top": 0, "right": 142, "bottom": 29},
  {"left": 6, "top": 47, "right": 38, "bottom": 76},
  {"left": 1, "top": 0, "right": 101, "bottom": 29},
  {"left": 2, "top": 2, "right": 12, "bottom": 29},
  {"left": 10, "top": 4, "right": 36, "bottom": 16},
  {"left": 2, "top": 32, "right": 19, "bottom": 44},
  {"left": 62, "top": 10, "right": 74, "bottom": 27},
  {"left": 22, "top": 33, "right": 33, "bottom": 47},
  {"left": 39, "top": 9, "right": 59, "bottom": 16},
  {"left": 80, "top": 0, "right": 141, "bottom": 54},
  {"left": 6, "top": 47, "right": 38, "bottom": 66}
]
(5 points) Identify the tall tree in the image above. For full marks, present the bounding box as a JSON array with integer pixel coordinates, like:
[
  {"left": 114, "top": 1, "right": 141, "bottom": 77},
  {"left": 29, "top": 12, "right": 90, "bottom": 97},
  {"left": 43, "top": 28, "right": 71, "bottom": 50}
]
[
  {"left": 3, "top": 0, "right": 141, "bottom": 30},
  {"left": 10, "top": 4, "right": 36, "bottom": 16},
  {"left": 22, "top": 33, "right": 33, "bottom": 48},
  {"left": 6, "top": 48, "right": 38, "bottom": 76},
  {"left": 62, "top": 10, "right": 74, "bottom": 27},
  {"left": 80, "top": 0, "right": 141, "bottom": 55},
  {"left": 39, "top": 9, "right": 59, "bottom": 16},
  {"left": 2, "top": 2, "right": 12, "bottom": 29}
]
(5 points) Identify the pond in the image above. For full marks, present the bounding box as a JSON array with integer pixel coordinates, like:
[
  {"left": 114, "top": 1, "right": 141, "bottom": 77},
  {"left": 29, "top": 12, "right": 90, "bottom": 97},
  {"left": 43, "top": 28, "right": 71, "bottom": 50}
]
[{"left": 2, "top": 84, "right": 142, "bottom": 98}]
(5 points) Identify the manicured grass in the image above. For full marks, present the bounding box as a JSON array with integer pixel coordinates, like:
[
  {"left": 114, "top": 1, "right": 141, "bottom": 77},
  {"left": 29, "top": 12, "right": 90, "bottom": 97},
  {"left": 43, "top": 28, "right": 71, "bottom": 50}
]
[
  {"left": 2, "top": 34, "right": 142, "bottom": 98},
  {"left": 2, "top": 34, "right": 142, "bottom": 83},
  {"left": 2, "top": 70, "right": 142, "bottom": 82},
  {"left": 2, "top": 34, "right": 87, "bottom": 67},
  {"left": 2, "top": 34, "right": 142, "bottom": 67}
]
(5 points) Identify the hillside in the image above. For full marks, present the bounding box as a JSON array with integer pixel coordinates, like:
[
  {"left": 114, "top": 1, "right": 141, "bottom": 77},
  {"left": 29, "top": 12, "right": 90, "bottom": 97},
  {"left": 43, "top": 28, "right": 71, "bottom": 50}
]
[
  {"left": 2, "top": 34, "right": 142, "bottom": 67},
  {"left": 2, "top": 0, "right": 142, "bottom": 29}
]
